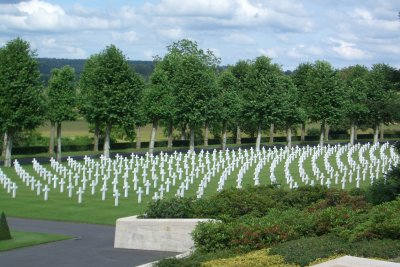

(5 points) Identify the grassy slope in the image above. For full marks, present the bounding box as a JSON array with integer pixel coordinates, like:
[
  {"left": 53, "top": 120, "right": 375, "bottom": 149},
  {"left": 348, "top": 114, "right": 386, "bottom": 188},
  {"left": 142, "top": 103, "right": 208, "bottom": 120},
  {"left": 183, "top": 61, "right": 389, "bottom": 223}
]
[
  {"left": 0, "top": 144, "right": 391, "bottom": 225},
  {"left": 0, "top": 231, "right": 71, "bottom": 252}
]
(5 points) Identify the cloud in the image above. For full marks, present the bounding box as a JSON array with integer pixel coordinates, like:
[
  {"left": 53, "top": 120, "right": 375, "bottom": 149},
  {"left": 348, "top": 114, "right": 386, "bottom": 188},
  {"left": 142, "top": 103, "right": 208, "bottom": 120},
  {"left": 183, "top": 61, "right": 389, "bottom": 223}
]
[
  {"left": 223, "top": 33, "right": 255, "bottom": 44},
  {"left": 112, "top": 31, "right": 138, "bottom": 44},
  {"left": 330, "top": 38, "right": 370, "bottom": 60},
  {"left": 36, "top": 36, "right": 87, "bottom": 58},
  {"left": 258, "top": 48, "right": 279, "bottom": 58},
  {"left": 157, "top": 28, "right": 183, "bottom": 39},
  {"left": 0, "top": 0, "right": 122, "bottom": 32}
]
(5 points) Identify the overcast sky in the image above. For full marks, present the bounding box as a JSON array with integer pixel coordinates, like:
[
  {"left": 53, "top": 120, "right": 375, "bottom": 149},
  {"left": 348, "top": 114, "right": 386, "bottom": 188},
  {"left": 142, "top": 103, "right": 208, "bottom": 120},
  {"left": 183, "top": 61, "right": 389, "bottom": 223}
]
[{"left": 0, "top": 0, "right": 399, "bottom": 70}]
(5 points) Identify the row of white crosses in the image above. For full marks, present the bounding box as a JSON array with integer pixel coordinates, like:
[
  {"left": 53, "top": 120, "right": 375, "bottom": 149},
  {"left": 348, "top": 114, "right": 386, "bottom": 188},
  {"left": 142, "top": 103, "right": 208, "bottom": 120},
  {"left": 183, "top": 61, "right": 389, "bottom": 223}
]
[
  {"left": 0, "top": 168, "right": 18, "bottom": 198},
  {"left": 4, "top": 142, "right": 399, "bottom": 207}
]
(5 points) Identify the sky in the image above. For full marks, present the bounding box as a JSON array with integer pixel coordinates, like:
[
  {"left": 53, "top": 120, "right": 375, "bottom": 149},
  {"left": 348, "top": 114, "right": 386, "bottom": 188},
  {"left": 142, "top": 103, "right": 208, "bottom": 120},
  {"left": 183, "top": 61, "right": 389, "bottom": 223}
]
[{"left": 0, "top": 0, "right": 399, "bottom": 70}]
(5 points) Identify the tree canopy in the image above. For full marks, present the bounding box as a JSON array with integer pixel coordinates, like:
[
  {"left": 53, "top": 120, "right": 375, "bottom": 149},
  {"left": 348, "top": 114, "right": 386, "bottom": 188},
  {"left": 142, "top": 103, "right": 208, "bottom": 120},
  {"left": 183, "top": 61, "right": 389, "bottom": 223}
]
[{"left": 0, "top": 37, "right": 45, "bottom": 166}]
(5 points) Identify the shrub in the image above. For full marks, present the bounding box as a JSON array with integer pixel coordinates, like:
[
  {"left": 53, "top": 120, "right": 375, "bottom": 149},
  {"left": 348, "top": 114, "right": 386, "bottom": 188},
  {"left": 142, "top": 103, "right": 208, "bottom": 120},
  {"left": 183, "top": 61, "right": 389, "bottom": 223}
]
[
  {"left": 0, "top": 212, "right": 12, "bottom": 240},
  {"left": 143, "top": 197, "right": 196, "bottom": 218},
  {"left": 281, "top": 185, "right": 329, "bottom": 209},
  {"left": 195, "top": 186, "right": 285, "bottom": 220},
  {"left": 192, "top": 221, "right": 234, "bottom": 252},
  {"left": 351, "top": 198, "right": 400, "bottom": 240},
  {"left": 270, "top": 234, "right": 400, "bottom": 266},
  {"left": 310, "top": 206, "right": 365, "bottom": 236},
  {"left": 307, "top": 189, "right": 369, "bottom": 212},
  {"left": 155, "top": 250, "right": 237, "bottom": 267},
  {"left": 365, "top": 167, "right": 400, "bottom": 205},
  {"left": 193, "top": 208, "right": 315, "bottom": 252},
  {"left": 203, "top": 249, "right": 299, "bottom": 267}
]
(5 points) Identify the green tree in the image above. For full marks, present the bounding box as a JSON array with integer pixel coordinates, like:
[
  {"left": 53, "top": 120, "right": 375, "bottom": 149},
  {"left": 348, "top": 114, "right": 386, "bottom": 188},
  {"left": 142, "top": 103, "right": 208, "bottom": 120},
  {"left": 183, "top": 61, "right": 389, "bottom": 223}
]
[
  {"left": 339, "top": 65, "right": 369, "bottom": 145},
  {"left": 79, "top": 45, "right": 144, "bottom": 158},
  {"left": 0, "top": 38, "right": 45, "bottom": 167},
  {"left": 242, "top": 56, "right": 283, "bottom": 151},
  {"left": 279, "top": 77, "right": 306, "bottom": 149},
  {"left": 145, "top": 62, "right": 177, "bottom": 154},
  {"left": 165, "top": 39, "right": 219, "bottom": 152},
  {"left": 46, "top": 66, "right": 76, "bottom": 161},
  {"left": 217, "top": 69, "right": 241, "bottom": 150},
  {"left": 79, "top": 54, "right": 103, "bottom": 153},
  {"left": 291, "top": 63, "right": 313, "bottom": 141},
  {"left": 307, "top": 61, "right": 344, "bottom": 147},
  {"left": 230, "top": 60, "right": 251, "bottom": 145},
  {"left": 366, "top": 64, "right": 398, "bottom": 143}
]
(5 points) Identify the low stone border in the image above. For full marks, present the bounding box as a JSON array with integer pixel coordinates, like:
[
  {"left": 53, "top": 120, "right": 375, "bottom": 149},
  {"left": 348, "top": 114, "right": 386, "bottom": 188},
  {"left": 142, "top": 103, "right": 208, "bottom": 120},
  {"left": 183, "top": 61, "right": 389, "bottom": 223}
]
[
  {"left": 311, "top": 256, "right": 400, "bottom": 267},
  {"left": 114, "top": 216, "right": 211, "bottom": 252}
]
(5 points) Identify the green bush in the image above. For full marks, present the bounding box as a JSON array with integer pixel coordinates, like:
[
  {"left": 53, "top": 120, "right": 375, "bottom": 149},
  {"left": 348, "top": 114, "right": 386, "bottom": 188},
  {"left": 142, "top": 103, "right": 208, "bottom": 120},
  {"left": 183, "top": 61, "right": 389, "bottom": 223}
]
[
  {"left": 307, "top": 189, "right": 369, "bottom": 211},
  {"left": 351, "top": 198, "right": 400, "bottom": 240},
  {"left": 143, "top": 197, "right": 197, "bottom": 218},
  {"left": 281, "top": 185, "right": 329, "bottom": 209},
  {"left": 155, "top": 250, "right": 237, "bottom": 267},
  {"left": 192, "top": 208, "right": 315, "bottom": 252},
  {"left": 194, "top": 186, "right": 285, "bottom": 220},
  {"left": 203, "top": 249, "right": 300, "bottom": 267},
  {"left": 144, "top": 185, "right": 333, "bottom": 221},
  {"left": 192, "top": 221, "right": 234, "bottom": 252},
  {"left": 270, "top": 234, "right": 400, "bottom": 267},
  {"left": 310, "top": 206, "right": 366, "bottom": 236},
  {"left": 365, "top": 167, "right": 400, "bottom": 205},
  {"left": 0, "top": 212, "right": 12, "bottom": 240}
]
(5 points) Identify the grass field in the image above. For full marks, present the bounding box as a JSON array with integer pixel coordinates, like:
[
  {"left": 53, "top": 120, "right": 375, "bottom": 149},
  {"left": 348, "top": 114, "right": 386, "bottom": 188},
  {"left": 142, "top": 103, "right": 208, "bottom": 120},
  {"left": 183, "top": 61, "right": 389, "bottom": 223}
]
[
  {"left": 35, "top": 119, "right": 400, "bottom": 141},
  {"left": 1, "top": 142, "right": 397, "bottom": 225},
  {"left": 0, "top": 231, "right": 71, "bottom": 252}
]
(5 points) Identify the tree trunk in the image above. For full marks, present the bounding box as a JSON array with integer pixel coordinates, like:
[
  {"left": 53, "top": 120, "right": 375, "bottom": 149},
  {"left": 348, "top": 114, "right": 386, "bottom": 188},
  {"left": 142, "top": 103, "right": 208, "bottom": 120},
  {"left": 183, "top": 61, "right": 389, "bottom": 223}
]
[
  {"left": 221, "top": 121, "right": 227, "bottom": 150},
  {"left": 324, "top": 123, "right": 330, "bottom": 141},
  {"left": 181, "top": 124, "right": 186, "bottom": 141},
  {"left": 380, "top": 122, "right": 384, "bottom": 141},
  {"left": 103, "top": 123, "right": 112, "bottom": 158},
  {"left": 189, "top": 127, "right": 195, "bottom": 152},
  {"left": 287, "top": 125, "right": 292, "bottom": 150},
  {"left": 269, "top": 123, "right": 274, "bottom": 144},
  {"left": 256, "top": 124, "right": 262, "bottom": 151},
  {"left": 350, "top": 120, "right": 355, "bottom": 146},
  {"left": 149, "top": 120, "right": 158, "bottom": 154},
  {"left": 4, "top": 130, "right": 12, "bottom": 167},
  {"left": 373, "top": 124, "right": 379, "bottom": 144},
  {"left": 300, "top": 122, "right": 306, "bottom": 142},
  {"left": 93, "top": 123, "right": 100, "bottom": 153},
  {"left": 236, "top": 125, "right": 241, "bottom": 145},
  {"left": 319, "top": 121, "right": 325, "bottom": 147},
  {"left": 2, "top": 132, "right": 7, "bottom": 157},
  {"left": 135, "top": 126, "right": 141, "bottom": 149},
  {"left": 49, "top": 121, "right": 55, "bottom": 156},
  {"left": 204, "top": 122, "right": 209, "bottom": 147},
  {"left": 56, "top": 122, "right": 62, "bottom": 162},
  {"left": 167, "top": 121, "right": 173, "bottom": 148},
  {"left": 354, "top": 125, "right": 358, "bottom": 140}
]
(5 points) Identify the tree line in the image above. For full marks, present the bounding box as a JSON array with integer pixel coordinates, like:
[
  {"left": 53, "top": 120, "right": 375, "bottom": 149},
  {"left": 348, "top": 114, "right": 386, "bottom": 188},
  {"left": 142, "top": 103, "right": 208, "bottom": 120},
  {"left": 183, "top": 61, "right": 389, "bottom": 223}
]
[
  {"left": 38, "top": 58, "right": 155, "bottom": 84},
  {"left": 0, "top": 37, "right": 399, "bottom": 166}
]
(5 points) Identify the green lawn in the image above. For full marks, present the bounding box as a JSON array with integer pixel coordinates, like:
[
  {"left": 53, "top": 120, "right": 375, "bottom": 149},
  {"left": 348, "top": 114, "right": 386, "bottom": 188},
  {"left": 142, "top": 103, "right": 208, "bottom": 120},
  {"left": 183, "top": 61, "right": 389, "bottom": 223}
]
[
  {"left": 34, "top": 119, "right": 400, "bottom": 142},
  {"left": 0, "top": 231, "right": 71, "bottom": 252},
  {"left": 0, "top": 142, "right": 396, "bottom": 225}
]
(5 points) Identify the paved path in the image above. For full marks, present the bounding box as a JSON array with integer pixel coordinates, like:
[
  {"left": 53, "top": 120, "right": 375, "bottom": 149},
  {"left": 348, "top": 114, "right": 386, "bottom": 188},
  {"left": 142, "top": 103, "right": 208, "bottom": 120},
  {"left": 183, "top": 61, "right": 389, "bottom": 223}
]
[{"left": 0, "top": 218, "right": 178, "bottom": 267}]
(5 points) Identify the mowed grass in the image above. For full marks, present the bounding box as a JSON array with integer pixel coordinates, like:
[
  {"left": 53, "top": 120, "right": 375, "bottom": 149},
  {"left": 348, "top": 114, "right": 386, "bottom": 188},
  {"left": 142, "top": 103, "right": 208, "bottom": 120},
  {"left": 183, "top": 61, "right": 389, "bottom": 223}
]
[
  {"left": 0, "top": 143, "right": 396, "bottom": 225},
  {"left": 35, "top": 119, "right": 400, "bottom": 141},
  {"left": 0, "top": 231, "right": 71, "bottom": 252}
]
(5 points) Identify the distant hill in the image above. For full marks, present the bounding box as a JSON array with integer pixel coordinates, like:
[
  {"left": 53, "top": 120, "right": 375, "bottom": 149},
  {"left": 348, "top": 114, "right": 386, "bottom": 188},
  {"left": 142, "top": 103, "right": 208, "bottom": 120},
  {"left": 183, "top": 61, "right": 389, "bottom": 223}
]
[{"left": 37, "top": 58, "right": 155, "bottom": 84}]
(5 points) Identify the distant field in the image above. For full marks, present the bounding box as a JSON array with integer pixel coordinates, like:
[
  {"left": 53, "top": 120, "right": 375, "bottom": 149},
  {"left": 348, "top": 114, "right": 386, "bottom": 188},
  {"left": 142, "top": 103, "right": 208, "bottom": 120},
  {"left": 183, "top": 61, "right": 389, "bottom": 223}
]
[{"left": 36, "top": 119, "right": 400, "bottom": 142}]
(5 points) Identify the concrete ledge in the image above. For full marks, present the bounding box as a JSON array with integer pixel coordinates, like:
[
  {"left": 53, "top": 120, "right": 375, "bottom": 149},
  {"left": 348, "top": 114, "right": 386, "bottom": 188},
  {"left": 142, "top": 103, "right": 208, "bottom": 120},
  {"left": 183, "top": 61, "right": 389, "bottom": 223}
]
[
  {"left": 311, "top": 256, "right": 400, "bottom": 267},
  {"left": 114, "top": 216, "right": 211, "bottom": 252}
]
